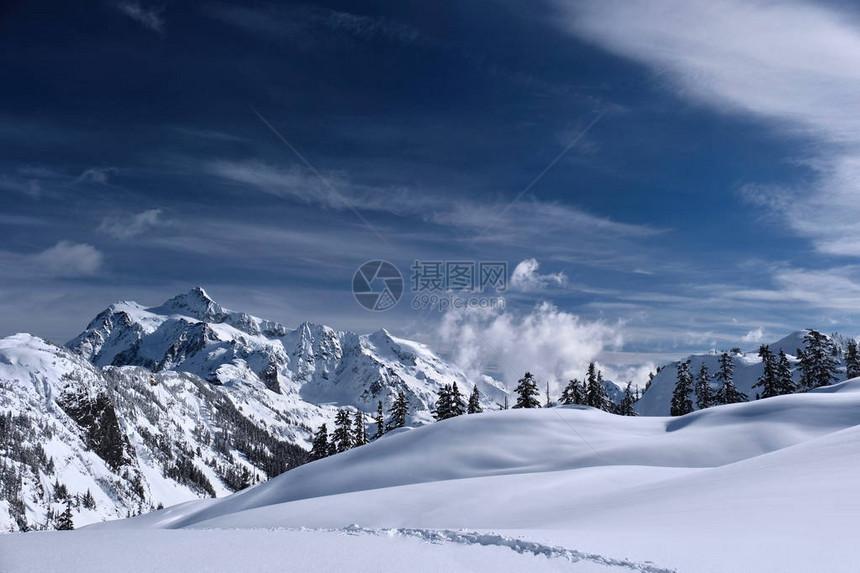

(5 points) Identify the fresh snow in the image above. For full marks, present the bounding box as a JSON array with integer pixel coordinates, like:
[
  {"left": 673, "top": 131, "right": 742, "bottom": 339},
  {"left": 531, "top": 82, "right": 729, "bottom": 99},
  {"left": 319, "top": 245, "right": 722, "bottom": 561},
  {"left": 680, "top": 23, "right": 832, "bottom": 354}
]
[
  {"left": 3, "top": 293, "right": 859, "bottom": 571},
  {"left": 0, "top": 527, "right": 650, "bottom": 573},
  {"left": 0, "top": 289, "right": 509, "bottom": 532},
  {"left": 19, "top": 378, "right": 851, "bottom": 572}
]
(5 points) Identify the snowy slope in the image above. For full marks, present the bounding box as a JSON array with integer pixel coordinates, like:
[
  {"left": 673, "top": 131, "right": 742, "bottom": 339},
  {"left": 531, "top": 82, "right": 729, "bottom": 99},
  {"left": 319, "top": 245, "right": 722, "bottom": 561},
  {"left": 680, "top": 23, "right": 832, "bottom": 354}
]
[
  {"left": 0, "top": 334, "right": 309, "bottom": 532},
  {"left": 635, "top": 330, "right": 848, "bottom": 415},
  {"left": 0, "top": 288, "right": 507, "bottom": 531},
  {"left": 52, "top": 380, "right": 856, "bottom": 572}
]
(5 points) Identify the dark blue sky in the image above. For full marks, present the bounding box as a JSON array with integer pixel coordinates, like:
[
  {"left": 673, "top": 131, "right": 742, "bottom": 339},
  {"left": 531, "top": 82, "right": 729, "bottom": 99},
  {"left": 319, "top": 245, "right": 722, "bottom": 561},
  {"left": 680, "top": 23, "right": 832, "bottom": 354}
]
[{"left": 3, "top": 0, "right": 860, "bottom": 384}]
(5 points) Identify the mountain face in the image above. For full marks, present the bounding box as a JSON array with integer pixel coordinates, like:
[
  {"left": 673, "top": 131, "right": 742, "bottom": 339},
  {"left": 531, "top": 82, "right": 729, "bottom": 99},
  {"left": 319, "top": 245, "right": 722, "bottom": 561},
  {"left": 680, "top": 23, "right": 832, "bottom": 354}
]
[
  {"left": 635, "top": 330, "right": 848, "bottom": 416},
  {"left": 67, "top": 287, "right": 505, "bottom": 417},
  {"left": 0, "top": 288, "right": 506, "bottom": 532}
]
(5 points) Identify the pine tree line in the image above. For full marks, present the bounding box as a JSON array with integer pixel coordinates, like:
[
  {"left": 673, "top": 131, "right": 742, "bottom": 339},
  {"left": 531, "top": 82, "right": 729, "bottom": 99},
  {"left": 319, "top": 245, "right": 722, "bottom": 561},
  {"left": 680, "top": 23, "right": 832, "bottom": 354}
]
[
  {"left": 309, "top": 390, "right": 412, "bottom": 462},
  {"left": 671, "top": 329, "right": 854, "bottom": 416}
]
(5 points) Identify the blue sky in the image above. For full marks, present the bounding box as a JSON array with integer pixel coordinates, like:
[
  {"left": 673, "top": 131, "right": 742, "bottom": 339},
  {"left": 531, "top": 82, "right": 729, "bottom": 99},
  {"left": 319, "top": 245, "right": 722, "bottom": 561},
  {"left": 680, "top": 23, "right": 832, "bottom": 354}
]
[{"left": 3, "top": 0, "right": 860, "bottom": 385}]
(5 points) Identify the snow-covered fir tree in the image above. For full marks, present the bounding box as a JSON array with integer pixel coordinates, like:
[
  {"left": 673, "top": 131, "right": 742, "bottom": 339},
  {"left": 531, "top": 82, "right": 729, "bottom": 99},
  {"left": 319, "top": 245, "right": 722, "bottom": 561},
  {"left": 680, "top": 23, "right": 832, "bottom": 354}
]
[
  {"left": 695, "top": 363, "right": 712, "bottom": 409},
  {"left": 82, "top": 489, "right": 96, "bottom": 510},
  {"left": 467, "top": 385, "right": 482, "bottom": 414},
  {"left": 310, "top": 424, "right": 330, "bottom": 461},
  {"left": 585, "top": 363, "right": 610, "bottom": 411},
  {"left": 560, "top": 378, "right": 585, "bottom": 405},
  {"left": 449, "top": 382, "right": 466, "bottom": 417},
  {"left": 714, "top": 351, "right": 748, "bottom": 405},
  {"left": 671, "top": 360, "right": 694, "bottom": 416},
  {"left": 388, "top": 391, "right": 409, "bottom": 429},
  {"left": 433, "top": 384, "right": 453, "bottom": 420},
  {"left": 374, "top": 400, "right": 385, "bottom": 439},
  {"left": 776, "top": 350, "right": 796, "bottom": 395},
  {"left": 512, "top": 372, "right": 541, "bottom": 409},
  {"left": 753, "top": 345, "right": 780, "bottom": 399},
  {"left": 332, "top": 410, "right": 354, "bottom": 453},
  {"left": 846, "top": 339, "right": 860, "bottom": 380},
  {"left": 55, "top": 499, "right": 74, "bottom": 531},
  {"left": 797, "top": 330, "right": 839, "bottom": 390},
  {"left": 618, "top": 382, "right": 638, "bottom": 416},
  {"left": 353, "top": 411, "right": 368, "bottom": 446}
]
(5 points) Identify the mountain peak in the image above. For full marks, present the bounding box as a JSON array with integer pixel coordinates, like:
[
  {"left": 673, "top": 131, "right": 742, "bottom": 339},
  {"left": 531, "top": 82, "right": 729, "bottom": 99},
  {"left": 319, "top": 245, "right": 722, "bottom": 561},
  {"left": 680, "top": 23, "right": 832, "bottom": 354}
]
[{"left": 153, "top": 287, "right": 225, "bottom": 321}]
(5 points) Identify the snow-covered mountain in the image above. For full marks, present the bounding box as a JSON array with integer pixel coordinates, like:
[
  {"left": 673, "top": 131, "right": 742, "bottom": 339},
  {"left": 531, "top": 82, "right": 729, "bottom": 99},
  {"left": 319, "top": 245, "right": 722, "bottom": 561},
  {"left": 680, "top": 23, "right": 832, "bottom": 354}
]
[
  {"left": 635, "top": 330, "right": 847, "bottom": 415},
  {"left": 0, "top": 288, "right": 506, "bottom": 532},
  {"left": 68, "top": 287, "right": 505, "bottom": 416}
]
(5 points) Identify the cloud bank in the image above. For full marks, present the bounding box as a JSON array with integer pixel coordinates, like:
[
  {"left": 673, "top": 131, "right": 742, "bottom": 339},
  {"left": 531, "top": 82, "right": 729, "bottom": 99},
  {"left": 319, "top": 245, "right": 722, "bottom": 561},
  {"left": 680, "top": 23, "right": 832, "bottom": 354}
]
[
  {"left": 439, "top": 301, "right": 624, "bottom": 392},
  {"left": 559, "top": 0, "right": 860, "bottom": 257}
]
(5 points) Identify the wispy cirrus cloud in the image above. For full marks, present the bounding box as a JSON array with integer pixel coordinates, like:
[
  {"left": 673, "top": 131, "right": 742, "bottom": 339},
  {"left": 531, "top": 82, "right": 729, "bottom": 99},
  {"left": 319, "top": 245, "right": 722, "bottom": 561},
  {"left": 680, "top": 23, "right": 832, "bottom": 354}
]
[
  {"left": 78, "top": 166, "right": 119, "bottom": 184},
  {"left": 204, "top": 158, "right": 664, "bottom": 267},
  {"left": 728, "top": 265, "right": 860, "bottom": 311},
  {"left": 207, "top": 3, "right": 571, "bottom": 94},
  {"left": 115, "top": 1, "right": 165, "bottom": 34},
  {"left": 98, "top": 208, "right": 165, "bottom": 239},
  {"left": 558, "top": 0, "right": 860, "bottom": 257}
]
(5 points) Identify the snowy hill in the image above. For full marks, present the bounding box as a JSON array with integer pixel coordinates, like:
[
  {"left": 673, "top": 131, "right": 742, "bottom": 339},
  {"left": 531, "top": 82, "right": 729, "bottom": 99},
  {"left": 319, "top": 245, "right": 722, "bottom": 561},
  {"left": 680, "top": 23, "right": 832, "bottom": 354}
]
[
  {"left": 635, "top": 330, "right": 848, "bottom": 415},
  {"left": 0, "top": 288, "right": 506, "bottom": 532},
  {"left": 7, "top": 380, "right": 858, "bottom": 572}
]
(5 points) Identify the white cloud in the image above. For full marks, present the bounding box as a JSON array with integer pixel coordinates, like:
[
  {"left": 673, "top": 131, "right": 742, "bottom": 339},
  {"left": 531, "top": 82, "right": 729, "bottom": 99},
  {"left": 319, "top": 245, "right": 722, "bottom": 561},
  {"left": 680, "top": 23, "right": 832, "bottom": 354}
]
[
  {"left": 115, "top": 1, "right": 165, "bottom": 33},
  {"left": 510, "top": 258, "right": 567, "bottom": 291},
  {"left": 559, "top": 0, "right": 860, "bottom": 256},
  {"left": 207, "top": 160, "right": 353, "bottom": 209},
  {"left": 32, "top": 241, "right": 103, "bottom": 277},
  {"left": 78, "top": 167, "right": 118, "bottom": 184},
  {"left": 742, "top": 327, "right": 766, "bottom": 344},
  {"left": 439, "top": 301, "right": 624, "bottom": 391},
  {"left": 0, "top": 176, "right": 41, "bottom": 199},
  {"left": 99, "top": 209, "right": 164, "bottom": 239},
  {"left": 205, "top": 159, "right": 664, "bottom": 268},
  {"left": 730, "top": 266, "right": 860, "bottom": 311}
]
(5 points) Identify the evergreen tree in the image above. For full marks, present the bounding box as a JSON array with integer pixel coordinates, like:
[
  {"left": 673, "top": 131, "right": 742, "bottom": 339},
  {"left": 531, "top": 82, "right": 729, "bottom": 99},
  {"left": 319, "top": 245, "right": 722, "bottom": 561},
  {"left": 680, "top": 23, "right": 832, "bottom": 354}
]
[
  {"left": 798, "top": 330, "right": 839, "bottom": 390},
  {"left": 846, "top": 339, "right": 860, "bottom": 380},
  {"left": 55, "top": 499, "right": 74, "bottom": 531},
  {"left": 449, "top": 382, "right": 466, "bottom": 417},
  {"left": 753, "top": 345, "right": 780, "bottom": 399},
  {"left": 670, "top": 360, "right": 694, "bottom": 416},
  {"left": 467, "top": 385, "right": 482, "bottom": 414},
  {"left": 53, "top": 480, "right": 68, "bottom": 502},
  {"left": 618, "top": 382, "right": 638, "bottom": 416},
  {"left": 433, "top": 384, "right": 453, "bottom": 421},
  {"left": 352, "top": 411, "right": 368, "bottom": 446},
  {"left": 388, "top": 391, "right": 409, "bottom": 429},
  {"left": 694, "top": 363, "right": 713, "bottom": 410},
  {"left": 374, "top": 400, "right": 385, "bottom": 439},
  {"left": 776, "top": 350, "right": 796, "bottom": 395},
  {"left": 572, "top": 379, "right": 585, "bottom": 405},
  {"left": 512, "top": 372, "right": 541, "bottom": 409},
  {"left": 559, "top": 379, "right": 584, "bottom": 405},
  {"left": 82, "top": 489, "right": 96, "bottom": 510},
  {"left": 332, "top": 410, "right": 354, "bottom": 453},
  {"left": 714, "top": 351, "right": 747, "bottom": 405},
  {"left": 309, "top": 423, "right": 330, "bottom": 461},
  {"left": 585, "top": 363, "right": 610, "bottom": 411}
]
